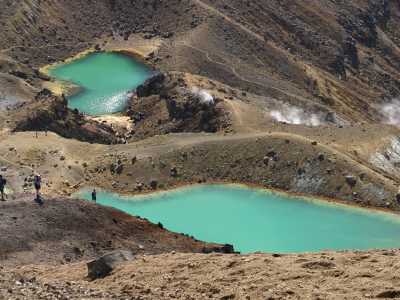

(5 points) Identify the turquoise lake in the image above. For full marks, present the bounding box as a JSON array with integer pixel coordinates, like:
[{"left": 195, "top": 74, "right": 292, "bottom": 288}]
[
  {"left": 44, "top": 51, "right": 157, "bottom": 115},
  {"left": 74, "top": 184, "right": 400, "bottom": 253}
]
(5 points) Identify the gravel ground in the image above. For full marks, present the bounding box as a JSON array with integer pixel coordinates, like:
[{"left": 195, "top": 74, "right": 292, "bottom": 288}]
[
  {"left": 0, "top": 269, "right": 122, "bottom": 300},
  {"left": 11, "top": 249, "right": 400, "bottom": 300}
]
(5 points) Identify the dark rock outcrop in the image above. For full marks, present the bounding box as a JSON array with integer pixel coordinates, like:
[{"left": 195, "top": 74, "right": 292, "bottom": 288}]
[
  {"left": 87, "top": 250, "right": 137, "bottom": 279},
  {"left": 11, "top": 90, "right": 117, "bottom": 144},
  {"left": 127, "top": 72, "right": 226, "bottom": 140},
  {"left": 202, "top": 244, "right": 237, "bottom": 254},
  {"left": 346, "top": 176, "right": 357, "bottom": 187}
]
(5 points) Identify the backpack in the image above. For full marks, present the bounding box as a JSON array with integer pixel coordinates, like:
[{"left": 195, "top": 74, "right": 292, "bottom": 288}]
[{"left": 1, "top": 178, "right": 5, "bottom": 185}]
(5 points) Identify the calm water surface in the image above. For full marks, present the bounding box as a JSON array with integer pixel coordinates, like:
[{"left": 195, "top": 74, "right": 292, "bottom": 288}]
[
  {"left": 74, "top": 184, "right": 400, "bottom": 253},
  {"left": 44, "top": 51, "right": 156, "bottom": 115}
]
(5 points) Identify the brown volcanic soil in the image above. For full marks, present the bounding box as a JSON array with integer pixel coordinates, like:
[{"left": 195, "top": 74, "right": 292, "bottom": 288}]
[
  {"left": 1, "top": 0, "right": 400, "bottom": 124},
  {"left": 9, "top": 249, "right": 400, "bottom": 300},
  {"left": 2, "top": 1, "right": 400, "bottom": 298},
  {"left": 0, "top": 193, "right": 230, "bottom": 269},
  {"left": 2, "top": 125, "right": 400, "bottom": 212},
  {"left": 0, "top": 0, "right": 400, "bottom": 187},
  {"left": 156, "top": 0, "right": 400, "bottom": 123}
]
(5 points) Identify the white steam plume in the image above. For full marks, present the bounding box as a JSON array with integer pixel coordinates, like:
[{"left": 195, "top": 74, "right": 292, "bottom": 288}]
[
  {"left": 269, "top": 106, "right": 323, "bottom": 126},
  {"left": 381, "top": 100, "right": 400, "bottom": 125},
  {"left": 189, "top": 87, "right": 214, "bottom": 106}
]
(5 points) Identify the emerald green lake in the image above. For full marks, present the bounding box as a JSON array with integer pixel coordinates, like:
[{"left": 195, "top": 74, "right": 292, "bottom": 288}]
[
  {"left": 74, "top": 184, "right": 400, "bottom": 253},
  {"left": 44, "top": 51, "right": 157, "bottom": 115}
]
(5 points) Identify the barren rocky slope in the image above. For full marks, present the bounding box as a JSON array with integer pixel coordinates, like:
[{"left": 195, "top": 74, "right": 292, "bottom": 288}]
[
  {"left": 2, "top": 0, "right": 400, "bottom": 200},
  {"left": 2, "top": 1, "right": 400, "bottom": 299},
  {"left": 1, "top": 0, "right": 400, "bottom": 197},
  {"left": 2, "top": 0, "right": 400, "bottom": 124},
  {"left": 0, "top": 194, "right": 232, "bottom": 269},
  {"left": 8, "top": 249, "right": 400, "bottom": 300},
  {"left": 2, "top": 125, "right": 400, "bottom": 212}
]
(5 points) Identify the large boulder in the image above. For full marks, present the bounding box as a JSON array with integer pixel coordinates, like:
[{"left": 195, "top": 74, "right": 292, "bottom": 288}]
[
  {"left": 266, "top": 150, "right": 276, "bottom": 157},
  {"left": 170, "top": 166, "right": 178, "bottom": 177},
  {"left": 318, "top": 153, "right": 324, "bottom": 161},
  {"left": 116, "top": 164, "right": 123, "bottom": 174},
  {"left": 150, "top": 180, "right": 158, "bottom": 190},
  {"left": 162, "top": 32, "right": 174, "bottom": 39},
  {"left": 87, "top": 250, "right": 137, "bottom": 279},
  {"left": 201, "top": 244, "right": 236, "bottom": 254},
  {"left": 396, "top": 192, "right": 400, "bottom": 204},
  {"left": 346, "top": 176, "right": 357, "bottom": 187}
]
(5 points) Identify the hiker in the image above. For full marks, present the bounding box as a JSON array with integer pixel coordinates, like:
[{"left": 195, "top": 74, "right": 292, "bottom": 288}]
[
  {"left": 34, "top": 174, "right": 42, "bottom": 198},
  {"left": 92, "top": 189, "right": 97, "bottom": 202},
  {"left": 0, "top": 174, "right": 7, "bottom": 200}
]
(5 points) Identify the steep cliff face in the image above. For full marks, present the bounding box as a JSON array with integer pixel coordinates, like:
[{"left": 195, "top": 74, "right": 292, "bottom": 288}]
[{"left": 11, "top": 89, "right": 117, "bottom": 144}]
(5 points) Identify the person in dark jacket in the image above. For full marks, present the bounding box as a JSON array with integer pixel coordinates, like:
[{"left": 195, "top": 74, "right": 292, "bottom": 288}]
[
  {"left": 92, "top": 189, "right": 97, "bottom": 202},
  {"left": 34, "top": 174, "right": 42, "bottom": 199},
  {"left": 0, "top": 174, "right": 7, "bottom": 200}
]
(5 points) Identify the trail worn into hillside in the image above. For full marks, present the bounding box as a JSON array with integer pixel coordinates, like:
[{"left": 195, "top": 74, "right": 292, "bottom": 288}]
[{"left": 182, "top": 41, "right": 311, "bottom": 102}]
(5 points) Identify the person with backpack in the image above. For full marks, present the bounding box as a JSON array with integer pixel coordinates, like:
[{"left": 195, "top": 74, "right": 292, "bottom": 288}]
[
  {"left": 0, "top": 174, "right": 7, "bottom": 200},
  {"left": 34, "top": 174, "right": 42, "bottom": 199}
]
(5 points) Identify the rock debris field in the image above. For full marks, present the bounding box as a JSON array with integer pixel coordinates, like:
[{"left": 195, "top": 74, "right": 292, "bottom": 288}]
[
  {"left": 4, "top": 249, "right": 400, "bottom": 300},
  {"left": 0, "top": 270, "right": 119, "bottom": 300}
]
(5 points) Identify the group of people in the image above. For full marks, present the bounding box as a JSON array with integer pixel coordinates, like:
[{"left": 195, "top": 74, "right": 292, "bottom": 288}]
[
  {"left": 0, "top": 174, "right": 42, "bottom": 200},
  {"left": 0, "top": 174, "right": 98, "bottom": 202}
]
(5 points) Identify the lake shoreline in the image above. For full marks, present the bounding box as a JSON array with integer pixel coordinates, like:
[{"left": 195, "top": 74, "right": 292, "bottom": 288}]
[
  {"left": 39, "top": 50, "right": 157, "bottom": 115},
  {"left": 39, "top": 48, "right": 153, "bottom": 75},
  {"left": 73, "top": 180, "right": 400, "bottom": 218},
  {"left": 73, "top": 182, "right": 400, "bottom": 253}
]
